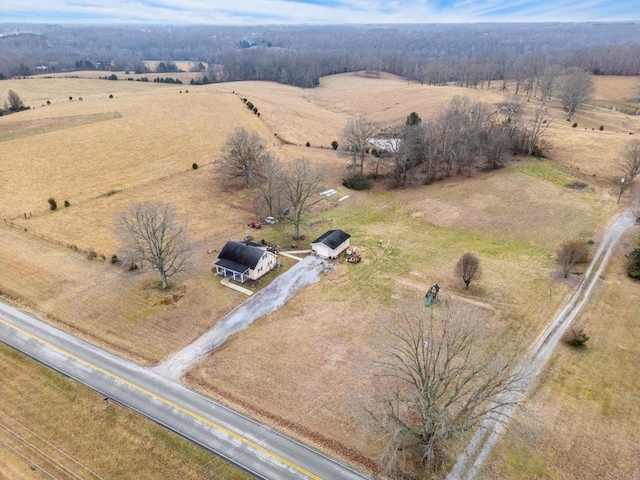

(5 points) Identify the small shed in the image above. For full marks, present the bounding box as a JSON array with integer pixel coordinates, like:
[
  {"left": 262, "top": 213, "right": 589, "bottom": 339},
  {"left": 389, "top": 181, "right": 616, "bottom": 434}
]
[
  {"left": 310, "top": 229, "right": 351, "bottom": 259},
  {"left": 214, "top": 241, "right": 277, "bottom": 283}
]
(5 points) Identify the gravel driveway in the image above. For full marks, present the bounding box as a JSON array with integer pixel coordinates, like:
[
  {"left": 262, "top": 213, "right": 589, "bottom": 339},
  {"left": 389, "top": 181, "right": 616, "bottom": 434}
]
[
  {"left": 153, "top": 255, "right": 334, "bottom": 380},
  {"left": 447, "top": 208, "right": 638, "bottom": 480}
]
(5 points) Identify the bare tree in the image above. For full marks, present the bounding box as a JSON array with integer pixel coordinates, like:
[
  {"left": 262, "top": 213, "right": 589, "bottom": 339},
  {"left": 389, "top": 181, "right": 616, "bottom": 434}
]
[
  {"left": 255, "top": 154, "right": 285, "bottom": 218},
  {"left": 376, "top": 303, "right": 524, "bottom": 472},
  {"left": 119, "top": 202, "right": 190, "bottom": 289},
  {"left": 556, "top": 68, "right": 595, "bottom": 120},
  {"left": 215, "top": 127, "right": 269, "bottom": 188},
  {"left": 391, "top": 131, "right": 414, "bottom": 188},
  {"left": 341, "top": 117, "right": 378, "bottom": 175},
  {"left": 556, "top": 241, "right": 589, "bottom": 279},
  {"left": 538, "top": 64, "right": 563, "bottom": 100},
  {"left": 281, "top": 158, "right": 324, "bottom": 239},
  {"left": 620, "top": 139, "right": 640, "bottom": 186},
  {"left": 523, "top": 100, "right": 552, "bottom": 156},
  {"left": 456, "top": 252, "right": 481, "bottom": 289},
  {"left": 7, "top": 90, "right": 24, "bottom": 111}
]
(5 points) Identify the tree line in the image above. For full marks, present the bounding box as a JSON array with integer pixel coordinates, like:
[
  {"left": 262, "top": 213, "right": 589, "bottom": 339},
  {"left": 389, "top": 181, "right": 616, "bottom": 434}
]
[{"left": 1, "top": 23, "right": 639, "bottom": 86}]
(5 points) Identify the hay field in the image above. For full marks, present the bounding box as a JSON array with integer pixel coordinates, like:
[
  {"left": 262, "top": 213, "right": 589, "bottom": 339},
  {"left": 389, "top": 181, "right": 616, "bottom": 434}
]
[
  {"left": 0, "top": 342, "right": 251, "bottom": 480},
  {"left": 1, "top": 72, "right": 639, "bottom": 474},
  {"left": 228, "top": 72, "right": 508, "bottom": 147}
]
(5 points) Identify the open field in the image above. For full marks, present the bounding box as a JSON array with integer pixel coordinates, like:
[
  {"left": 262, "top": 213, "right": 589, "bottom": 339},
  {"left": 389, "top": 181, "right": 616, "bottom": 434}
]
[
  {"left": 1, "top": 72, "right": 639, "bottom": 476},
  {"left": 0, "top": 342, "right": 252, "bottom": 480},
  {"left": 482, "top": 231, "right": 640, "bottom": 480}
]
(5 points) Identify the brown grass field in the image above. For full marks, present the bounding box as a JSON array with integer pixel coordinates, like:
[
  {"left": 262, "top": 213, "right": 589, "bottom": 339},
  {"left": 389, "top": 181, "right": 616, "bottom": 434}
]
[
  {"left": 0, "top": 342, "right": 252, "bottom": 480},
  {"left": 0, "top": 72, "right": 639, "bottom": 478}
]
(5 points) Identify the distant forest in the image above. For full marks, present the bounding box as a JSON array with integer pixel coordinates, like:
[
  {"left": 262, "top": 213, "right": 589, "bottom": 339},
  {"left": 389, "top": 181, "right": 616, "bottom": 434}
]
[{"left": 1, "top": 23, "right": 639, "bottom": 87}]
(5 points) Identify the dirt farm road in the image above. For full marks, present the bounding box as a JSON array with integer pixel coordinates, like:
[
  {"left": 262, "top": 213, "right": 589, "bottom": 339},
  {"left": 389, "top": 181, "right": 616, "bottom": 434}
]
[{"left": 447, "top": 208, "right": 638, "bottom": 480}]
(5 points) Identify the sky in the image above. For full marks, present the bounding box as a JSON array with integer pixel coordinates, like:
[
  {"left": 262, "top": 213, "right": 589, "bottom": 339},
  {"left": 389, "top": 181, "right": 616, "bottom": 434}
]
[{"left": 0, "top": 0, "right": 638, "bottom": 25}]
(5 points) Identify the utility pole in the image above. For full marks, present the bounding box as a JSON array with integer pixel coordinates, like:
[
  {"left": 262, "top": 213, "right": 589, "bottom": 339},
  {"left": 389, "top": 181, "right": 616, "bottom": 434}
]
[{"left": 617, "top": 177, "right": 626, "bottom": 204}]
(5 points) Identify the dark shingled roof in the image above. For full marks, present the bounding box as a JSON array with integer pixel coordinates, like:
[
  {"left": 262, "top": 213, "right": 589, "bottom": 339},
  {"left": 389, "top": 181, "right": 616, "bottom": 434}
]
[
  {"left": 217, "top": 241, "right": 265, "bottom": 270},
  {"left": 311, "top": 229, "right": 350, "bottom": 249},
  {"left": 214, "top": 258, "right": 249, "bottom": 274}
]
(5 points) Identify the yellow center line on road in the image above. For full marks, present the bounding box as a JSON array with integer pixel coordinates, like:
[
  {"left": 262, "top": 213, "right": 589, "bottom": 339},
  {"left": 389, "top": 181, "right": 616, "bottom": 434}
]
[{"left": 0, "top": 316, "right": 321, "bottom": 480}]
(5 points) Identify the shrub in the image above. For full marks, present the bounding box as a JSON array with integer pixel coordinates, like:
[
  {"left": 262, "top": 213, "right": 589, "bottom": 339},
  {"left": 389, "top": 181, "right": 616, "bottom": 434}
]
[
  {"left": 563, "top": 326, "right": 590, "bottom": 347},
  {"left": 64, "top": 200, "right": 70, "bottom": 207},
  {"left": 109, "top": 94, "right": 113, "bottom": 99},
  {"left": 48, "top": 198, "right": 57, "bottom": 211},
  {"left": 331, "top": 140, "right": 339, "bottom": 150},
  {"left": 46, "top": 100, "right": 51, "bottom": 105},
  {"left": 192, "top": 162, "right": 198, "bottom": 170},
  {"left": 111, "top": 254, "right": 119, "bottom": 264},
  {"left": 306, "top": 141, "right": 311, "bottom": 147},
  {"left": 246, "top": 101, "right": 254, "bottom": 109},
  {"left": 69, "top": 96, "right": 73, "bottom": 101},
  {"left": 343, "top": 173, "right": 371, "bottom": 190},
  {"left": 599, "top": 125, "right": 604, "bottom": 131},
  {"left": 253, "top": 107, "right": 258, "bottom": 114},
  {"left": 572, "top": 122, "right": 578, "bottom": 128},
  {"left": 129, "top": 262, "right": 139, "bottom": 271},
  {"left": 87, "top": 250, "right": 97, "bottom": 260},
  {"left": 627, "top": 247, "right": 640, "bottom": 280}
]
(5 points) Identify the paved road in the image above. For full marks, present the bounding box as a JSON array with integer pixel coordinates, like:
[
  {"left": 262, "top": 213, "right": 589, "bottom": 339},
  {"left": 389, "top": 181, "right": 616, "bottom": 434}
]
[
  {"left": 446, "top": 209, "right": 638, "bottom": 480},
  {"left": 0, "top": 301, "right": 370, "bottom": 480}
]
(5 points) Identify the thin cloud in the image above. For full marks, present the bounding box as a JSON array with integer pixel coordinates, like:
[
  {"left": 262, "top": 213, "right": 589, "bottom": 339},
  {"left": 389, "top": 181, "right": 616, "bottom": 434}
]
[{"left": 0, "top": 0, "right": 637, "bottom": 24}]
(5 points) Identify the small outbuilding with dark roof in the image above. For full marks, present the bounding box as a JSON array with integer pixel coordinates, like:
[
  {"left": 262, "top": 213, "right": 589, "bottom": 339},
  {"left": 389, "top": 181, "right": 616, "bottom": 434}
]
[
  {"left": 310, "top": 229, "right": 351, "bottom": 259},
  {"left": 214, "top": 240, "right": 277, "bottom": 283}
]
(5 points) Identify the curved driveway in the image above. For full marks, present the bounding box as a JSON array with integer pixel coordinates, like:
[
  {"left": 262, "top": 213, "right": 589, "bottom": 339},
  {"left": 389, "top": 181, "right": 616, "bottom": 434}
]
[
  {"left": 154, "top": 255, "right": 333, "bottom": 380},
  {"left": 0, "top": 261, "right": 368, "bottom": 480}
]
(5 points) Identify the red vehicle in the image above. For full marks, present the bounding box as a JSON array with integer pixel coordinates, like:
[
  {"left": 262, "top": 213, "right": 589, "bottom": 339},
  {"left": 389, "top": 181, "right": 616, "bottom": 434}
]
[{"left": 248, "top": 221, "right": 262, "bottom": 229}]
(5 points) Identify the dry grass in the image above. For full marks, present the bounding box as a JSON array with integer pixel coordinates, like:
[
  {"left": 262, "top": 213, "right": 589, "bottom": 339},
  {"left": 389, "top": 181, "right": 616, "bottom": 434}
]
[
  {"left": 1, "top": 73, "right": 639, "bottom": 475},
  {"left": 482, "top": 234, "right": 640, "bottom": 480},
  {"left": 592, "top": 75, "right": 640, "bottom": 101},
  {"left": 187, "top": 164, "right": 613, "bottom": 469},
  {"left": 0, "top": 342, "right": 251, "bottom": 480},
  {"left": 228, "top": 72, "right": 508, "bottom": 147}
]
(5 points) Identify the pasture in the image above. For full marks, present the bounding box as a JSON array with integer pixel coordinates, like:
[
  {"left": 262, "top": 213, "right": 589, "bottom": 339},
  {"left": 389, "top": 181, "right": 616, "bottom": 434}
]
[
  {"left": 0, "top": 342, "right": 251, "bottom": 480},
  {"left": 0, "top": 72, "right": 639, "bottom": 477}
]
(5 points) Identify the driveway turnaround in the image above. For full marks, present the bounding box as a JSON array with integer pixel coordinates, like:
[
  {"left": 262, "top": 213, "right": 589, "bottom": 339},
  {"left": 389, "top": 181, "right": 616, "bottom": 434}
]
[{"left": 0, "top": 296, "right": 368, "bottom": 480}]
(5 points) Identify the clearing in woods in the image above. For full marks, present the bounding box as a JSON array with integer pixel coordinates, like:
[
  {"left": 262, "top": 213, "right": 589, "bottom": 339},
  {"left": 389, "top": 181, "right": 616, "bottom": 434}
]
[{"left": 0, "top": 72, "right": 638, "bottom": 477}]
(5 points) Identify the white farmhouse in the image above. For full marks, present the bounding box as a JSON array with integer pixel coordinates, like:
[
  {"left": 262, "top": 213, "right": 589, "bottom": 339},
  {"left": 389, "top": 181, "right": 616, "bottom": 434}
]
[
  {"left": 310, "top": 229, "right": 351, "bottom": 259},
  {"left": 214, "top": 241, "right": 277, "bottom": 283}
]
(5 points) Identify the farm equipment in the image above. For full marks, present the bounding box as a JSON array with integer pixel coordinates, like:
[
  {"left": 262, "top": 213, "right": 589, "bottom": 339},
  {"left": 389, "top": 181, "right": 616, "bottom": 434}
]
[
  {"left": 424, "top": 284, "right": 440, "bottom": 308},
  {"left": 347, "top": 254, "right": 361, "bottom": 264},
  {"left": 247, "top": 221, "right": 262, "bottom": 229},
  {"left": 346, "top": 247, "right": 361, "bottom": 264}
]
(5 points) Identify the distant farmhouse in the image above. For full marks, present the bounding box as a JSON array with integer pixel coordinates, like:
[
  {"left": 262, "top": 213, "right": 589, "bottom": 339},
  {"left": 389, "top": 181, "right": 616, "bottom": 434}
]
[
  {"left": 311, "top": 229, "right": 351, "bottom": 259},
  {"left": 214, "top": 241, "right": 277, "bottom": 283}
]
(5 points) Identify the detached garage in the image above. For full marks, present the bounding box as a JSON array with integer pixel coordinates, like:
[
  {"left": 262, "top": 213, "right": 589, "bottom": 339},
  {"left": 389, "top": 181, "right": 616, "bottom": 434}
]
[{"left": 310, "top": 229, "right": 351, "bottom": 259}]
